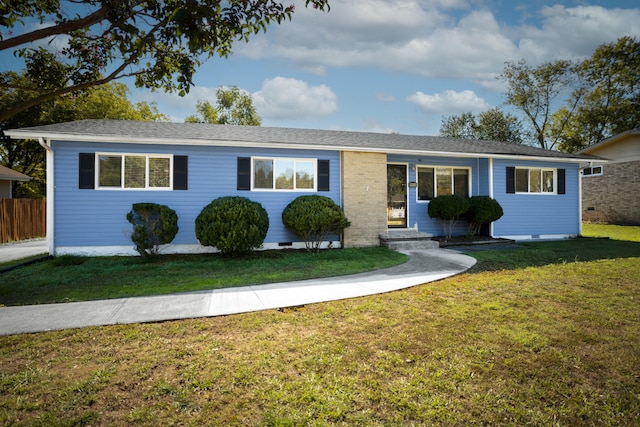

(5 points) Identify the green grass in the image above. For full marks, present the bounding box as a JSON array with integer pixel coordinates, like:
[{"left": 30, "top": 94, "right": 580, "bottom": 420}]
[
  {"left": 0, "top": 247, "right": 408, "bottom": 306},
  {"left": 582, "top": 222, "right": 640, "bottom": 241},
  {"left": 0, "top": 224, "right": 638, "bottom": 425},
  {"left": 467, "top": 236, "right": 640, "bottom": 273}
]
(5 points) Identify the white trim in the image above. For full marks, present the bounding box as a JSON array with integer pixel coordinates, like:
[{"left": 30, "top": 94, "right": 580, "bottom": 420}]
[
  {"left": 415, "top": 165, "right": 472, "bottom": 202},
  {"left": 5, "top": 130, "right": 590, "bottom": 164},
  {"left": 514, "top": 167, "right": 557, "bottom": 194},
  {"left": 95, "top": 152, "right": 173, "bottom": 190},
  {"left": 251, "top": 156, "right": 318, "bottom": 192},
  {"left": 38, "top": 138, "right": 55, "bottom": 256},
  {"left": 497, "top": 234, "right": 577, "bottom": 241},
  {"left": 578, "top": 167, "right": 583, "bottom": 236},
  {"left": 488, "top": 158, "right": 494, "bottom": 237},
  {"left": 387, "top": 162, "right": 410, "bottom": 228},
  {"left": 581, "top": 165, "right": 603, "bottom": 177},
  {"left": 53, "top": 241, "right": 342, "bottom": 257}
]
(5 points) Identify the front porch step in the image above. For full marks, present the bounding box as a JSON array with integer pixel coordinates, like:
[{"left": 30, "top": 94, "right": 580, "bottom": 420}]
[{"left": 379, "top": 230, "right": 439, "bottom": 251}]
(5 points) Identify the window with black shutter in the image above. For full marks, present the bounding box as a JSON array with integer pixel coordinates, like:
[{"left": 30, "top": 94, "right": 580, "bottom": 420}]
[{"left": 79, "top": 153, "right": 95, "bottom": 189}]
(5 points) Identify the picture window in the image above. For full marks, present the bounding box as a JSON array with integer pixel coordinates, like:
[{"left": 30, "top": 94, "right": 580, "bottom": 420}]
[
  {"left": 97, "top": 153, "right": 172, "bottom": 190},
  {"left": 252, "top": 157, "right": 317, "bottom": 191},
  {"left": 417, "top": 166, "right": 470, "bottom": 200}
]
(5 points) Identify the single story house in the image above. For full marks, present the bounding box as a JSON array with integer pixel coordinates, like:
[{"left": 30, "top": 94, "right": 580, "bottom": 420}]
[
  {"left": 6, "top": 120, "right": 598, "bottom": 256},
  {"left": 0, "top": 165, "right": 32, "bottom": 199},
  {"left": 578, "top": 129, "right": 640, "bottom": 225}
]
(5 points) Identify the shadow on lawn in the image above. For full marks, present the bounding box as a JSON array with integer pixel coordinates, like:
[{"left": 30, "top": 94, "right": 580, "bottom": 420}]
[{"left": 465, "top": 237, "right": 640, "bottom": 273}]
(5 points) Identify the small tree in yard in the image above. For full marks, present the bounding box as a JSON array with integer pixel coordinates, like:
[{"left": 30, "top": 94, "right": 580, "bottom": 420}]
[
  {"left": 195, "top": 196, "right": 269, "bottom": 257},
  {"left": 466, "top": 196, "right": 503, "bottom": 236},
  {"left": 126, "top": 203, "right": 179, "bottom": 256},
  {"left": 282, "top": 195, "right": 350, "bottom": 253},
  {"left": 427, "top": 195, "right": 470, "bottom": 239}
]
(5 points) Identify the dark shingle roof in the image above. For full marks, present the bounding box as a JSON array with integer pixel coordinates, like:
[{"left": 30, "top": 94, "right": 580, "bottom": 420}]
[
  {"left": 6, "top": 119, "right": 595, "bottom": 162},
  {"left": 0, "top": 165, "right": 31, "bottom": 181}
]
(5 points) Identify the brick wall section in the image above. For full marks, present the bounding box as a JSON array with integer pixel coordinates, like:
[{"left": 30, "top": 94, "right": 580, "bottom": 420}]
[
  {"left": 582, "top": 160, "right": 640, "bottom": 225},
  {"left": 341, "top": 151, "right": 388, "bottom": 247}
]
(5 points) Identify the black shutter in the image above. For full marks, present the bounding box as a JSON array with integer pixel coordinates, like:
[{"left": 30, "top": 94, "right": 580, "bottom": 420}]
[
  {"left": 173, "top": 156, "right": 188, "bottom": 190},
  {"left": 79, "top": 153, "right": 95, "bottom": 189},
  {"left": 506, "top": 166, "right": 515, "bottom": 194},
  {"left": 557, "top": 168, "right": 565, "bottom": 195},
  {"left": 237, "top": 157, "right": 251, "bottom": 190},
  {"left": 318, "top": 160, "right": 330, "bottom": 191}
]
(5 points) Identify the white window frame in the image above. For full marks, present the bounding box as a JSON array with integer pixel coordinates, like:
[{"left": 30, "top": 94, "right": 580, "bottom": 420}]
[
  {"left": 416, "top": 165, "right": 472, "bottom": 202},
  {"left": 251, "top": 157, "right": 318, "bottom": 191},
  {"left": 582, "top": 166, "right": 603, "bottom": 177},
  {"left": 515, "top": 167, "right": 556, "bottom": 194},
  {"left": 95, "top": 153, "right": 173, "bottom": 190}
]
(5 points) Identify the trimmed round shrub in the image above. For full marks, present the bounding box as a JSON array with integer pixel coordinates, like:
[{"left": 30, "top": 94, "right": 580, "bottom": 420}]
[
  {"left": 427, "top": 195, "right": 470, "bottom": 238},
  {"left": 195, "top": 196, "right": 269, "bottom": 257},
  {"left": 126, "top": 203, "right": 179, "bottom": 256},
  {"left": 282, "top": 195, "right": 350, "bottom": 253},
  {"left": 466, "top": 196, "right": 503, "bottom": 236}
]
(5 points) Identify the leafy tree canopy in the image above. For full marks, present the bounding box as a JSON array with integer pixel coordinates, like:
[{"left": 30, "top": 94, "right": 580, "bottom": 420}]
[
  {"left": 554, "top": 36, "right": 640, "bottom": 152},
  {"left": 440, "top": 108, "right": 524, "bottom": 144},
  {"left": 499, "top": 59, "right": 574, "bottom": 150},
  {"left": 499, "top": 36, "right": 640, "bottom": 152},
  {"left": 1, "top": 73, "right": 167, "bottom": 198},
  {"left": 0, "top": 0, "right": 330, "bottom": 122},
  {"left": 185, "top": 86, "right": 261, "bottom": 126}
]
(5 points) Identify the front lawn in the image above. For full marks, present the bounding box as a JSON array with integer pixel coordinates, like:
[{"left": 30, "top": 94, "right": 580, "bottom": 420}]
[
  {"left": 0, "top": 225, "right": 638, "bottom": 425},
  {"left": 0, "top": 247, "right": 408, "bottom": 306}
]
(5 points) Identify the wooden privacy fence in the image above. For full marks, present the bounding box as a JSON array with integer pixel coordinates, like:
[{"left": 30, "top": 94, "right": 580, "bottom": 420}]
[{"left": 0, "top": 199, "right": 46, "bottom": 243}]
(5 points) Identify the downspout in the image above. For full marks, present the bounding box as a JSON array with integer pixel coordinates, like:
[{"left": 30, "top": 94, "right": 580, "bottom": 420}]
[
  {"left": 578, "top": 166, "right": 583, "bottom": 237},
  {"left": 488, "top": 157, "right": 494, "bottom": 237},
  {"left": 38, "top": 138, "right": 55, "bottom": 256}
]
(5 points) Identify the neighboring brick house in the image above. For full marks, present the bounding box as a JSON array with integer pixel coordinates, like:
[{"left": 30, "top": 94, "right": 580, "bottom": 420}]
[
  {"left": 578, "top": 130, "right": 640, "bottom": 225},
  {"left": 6, "top": 120, "right": 595, "bottom": 256}
]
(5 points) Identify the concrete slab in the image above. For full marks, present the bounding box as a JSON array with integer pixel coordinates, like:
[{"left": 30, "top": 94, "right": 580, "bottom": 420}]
[
  {"left": 0, "top": 238, "right": 48, "bottom": 263},
  {"left": 0, "top": 248, "right": 477, "bottom": 336}
]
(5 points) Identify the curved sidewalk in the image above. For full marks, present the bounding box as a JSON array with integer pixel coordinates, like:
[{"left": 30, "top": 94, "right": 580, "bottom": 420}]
[{"left": 0, "top": 249, "right": 476, "bottom": 336}]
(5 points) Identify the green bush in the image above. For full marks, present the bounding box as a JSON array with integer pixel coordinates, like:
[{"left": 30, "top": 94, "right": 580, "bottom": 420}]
[
  {"left": 282, "top": 195, "right": 351, "bottom": 253},
  {"left": 466, "top": 196, "right": 504, "bottom": 236},
  {"left": 126, "top": 203, "right": 179, "bottom": 256},
  {"left": 427, "top": 195, "right": 470, "bottom": 238},
  {"left": 195, "top": 196, "right": 269, "bottom": 257}
]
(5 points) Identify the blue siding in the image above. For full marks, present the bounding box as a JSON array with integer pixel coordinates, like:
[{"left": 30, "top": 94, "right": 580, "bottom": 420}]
[
  {"left": 385, "top": 155, "right": 580, "bottom": 238},
  {"left": 387, "top": 154, "right": 485, "bottom": 236},
  {"left": 492, "top": 159, "right": 580, "bottom": 237},
  {"left": 52, "top": 141, "right": 341, "bottom": 248}
]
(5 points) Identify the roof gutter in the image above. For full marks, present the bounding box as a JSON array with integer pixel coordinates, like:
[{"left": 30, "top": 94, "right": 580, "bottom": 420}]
[{"left": 7, "top": 130, "right": 595, "bottom": 164}]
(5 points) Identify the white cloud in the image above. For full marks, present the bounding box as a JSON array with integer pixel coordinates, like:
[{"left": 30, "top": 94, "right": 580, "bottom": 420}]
[
  {"left": 406, "top": 89, "right": 490, "bottom": 114},
  {"left": 235, "top": 1, "right": 640, "bottom": 90},
  {"left": 516, "top": 5, "right": 640, "bottom": 63},
  {"left": 252, "top": 77, "right": 338, "bottom": 120}
]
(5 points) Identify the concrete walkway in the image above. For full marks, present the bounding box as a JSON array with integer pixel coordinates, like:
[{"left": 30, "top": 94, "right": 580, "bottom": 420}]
[
  {"left": 0, "top": 238, "right": 48, "bottom": 263},
  {"left": 0, "top": 249, "right": 476, "bottom": 336}
]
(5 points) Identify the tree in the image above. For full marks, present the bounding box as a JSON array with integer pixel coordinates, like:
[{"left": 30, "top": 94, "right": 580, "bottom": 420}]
[
  {"left": 184, "top": 86, "right": 261, "bottom": 126},
  {"left": 554, "top": 36, "right": 640, "bottom": 152},
  {"left": 440, "top": 108, "right": 524, "bottom": 144},
  {"left": 0, "top": 0, "right": 330, "bottom": 122},
  {"left": 439, "top": 112, "right": 477, "bottom": 140},
  {"left": 1, "top": 73, "right": 167, "bottom": 198},
  {"left": 499, "top": 59, "right": 575, "bottom": 150}
]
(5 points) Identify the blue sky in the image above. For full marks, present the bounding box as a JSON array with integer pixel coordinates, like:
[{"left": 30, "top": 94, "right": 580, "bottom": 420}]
[{"left": 4, "top": 0, "right": 640, "bottom": 136}]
